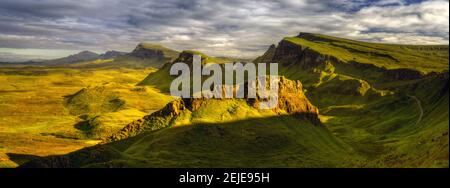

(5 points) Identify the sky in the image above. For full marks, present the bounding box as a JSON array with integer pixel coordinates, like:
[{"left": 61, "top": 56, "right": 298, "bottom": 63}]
[{"left": 0, "top": 0, "right": 448, "bottom": 61}]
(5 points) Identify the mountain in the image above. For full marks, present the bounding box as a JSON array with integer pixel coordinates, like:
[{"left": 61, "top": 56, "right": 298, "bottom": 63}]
[
  {"left": 128, "top": 43, "right": 179, "bottom": 60},
  {"left": 98, "top": 50, "right": 127, "bottom": 59},
  {"left": 138, "top": 50, "right": 242, "bottom": 92},
  {"left": 42, "top": 50, "right": 129, "bottom": 65},
  {"left": 253, "top": 44, "right": 276, "bottom": 63},
  {"left": 256, "top": 32, "right": 449, "bottom": 167},
  {"left": 262, "top": 33, "right": 448, "bottom": 84},
  {"left": 19, "top": 32, "right": 449, "bottom": 168},
  {"left": 112, "top": 43, "right": 180, "bottom": 68},
  {"left": 21, "top": 77, "right": 355, "bottom": 168},
  {"left": 42, "top": 51, "right": 100, "bottom": 65},
  {"left": 67, "top": 43, "right": 182, "bottom": 69},
  {"left": 107, "top": 76, "right": 321, "bottom": 142},
  {"left": 0, "top": 44, "right": 179, "bottom": 68}
]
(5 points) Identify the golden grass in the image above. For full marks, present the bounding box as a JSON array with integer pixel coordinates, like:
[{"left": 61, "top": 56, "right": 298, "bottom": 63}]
[{"left": 0, "top": 67, "right": 172, "bottom": 167}]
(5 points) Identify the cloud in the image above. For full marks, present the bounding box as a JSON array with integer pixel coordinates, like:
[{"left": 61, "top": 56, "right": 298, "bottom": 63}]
[{"left": 0, "top": 0, "right": 448, "bottom": 60}]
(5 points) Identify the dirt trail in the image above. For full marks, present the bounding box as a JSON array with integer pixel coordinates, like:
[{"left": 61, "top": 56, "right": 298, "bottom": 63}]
[{"left": 408, "top": 95, "right": 423, "bottom": 126}]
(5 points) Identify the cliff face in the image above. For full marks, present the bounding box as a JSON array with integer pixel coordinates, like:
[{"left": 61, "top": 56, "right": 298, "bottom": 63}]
[
  {"left": 254, "top": 44, "right": 276, "bottom": 63},
  {"left": 128, "top": 44, "right": 166, "bottom": 59},
  {"left": 106, "top": 76, "right": 321, "bottom": 142},
  {"left": 248, "top": 76, "right": 320, "bottom": 124},
  {"left": 261, "top": 36, "right": 428, "bottom": 82},
  {"left": 172, "top": 50, "right": 211, "bottom": 65},
  {"left": 272, "top": 40, "right": 342, "bottom": 71}
]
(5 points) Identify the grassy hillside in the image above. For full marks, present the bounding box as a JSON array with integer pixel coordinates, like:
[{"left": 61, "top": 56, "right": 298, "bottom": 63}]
[
  {"left": 284, "top": 33, "right": 448, "bottom": 73},
  {"left": 22, "top": 33, "right": 446, "bottom": 168},
  {"left": 21, "top": 80, "right": 357, "bottom": 167},
  {"left": 322, "top": 73, "right": 449, "bottom": 167},
  {"left": 138, "top": 50, "right": 239, "bottom": 92},
  {"left": 267, "top": 33, "right": 449, "bottom": 167},
  {"left": 3, "top": 33, "right": 449, "bottom": 168},
  {"left": 22, "top": 115, "right": 360, "bottom": 168}
]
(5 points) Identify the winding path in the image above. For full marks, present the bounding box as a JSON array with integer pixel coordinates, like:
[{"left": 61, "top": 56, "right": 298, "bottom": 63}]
[{"left": 408, "top": 95, "right": 423, "bottom": 126}]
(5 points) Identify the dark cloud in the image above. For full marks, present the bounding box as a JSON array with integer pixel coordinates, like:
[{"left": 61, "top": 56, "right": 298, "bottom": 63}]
[{"left": 0, "top": 0, "right": 448, "bottom": 60}]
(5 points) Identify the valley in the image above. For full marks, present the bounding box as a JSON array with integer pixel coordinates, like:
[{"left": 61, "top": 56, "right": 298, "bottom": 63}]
[
  {"left": 0, "top": 67, "right": 172, "bottom": 167},
  {"left": 0, "top": 33, "right": 448, "bottom": 168}
]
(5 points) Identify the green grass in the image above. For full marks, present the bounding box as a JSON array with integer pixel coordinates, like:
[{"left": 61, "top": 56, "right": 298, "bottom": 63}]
[
  {"left": 138, "top": 50, "right": 240, "bottom": 92},
  {"left": 64, "top": 84, "right": 126, "bottom": 116},
  {"left": 262, "top": 33, "right": 448, "bottom": 167},
  {"left": 21, "top": 71, "right": 449, "bottom": 167},
  {"left": 22, "top": 115, "right": 361, "bottom": 168},
  {"left": 0, "top": 66, "right": 172, "bottom": 167},
  {"left": 3, "top": 33, "right": 449, "bottom": 168},
  {"left": 284, "top": 33, "right": 448, "bottom": 73}
]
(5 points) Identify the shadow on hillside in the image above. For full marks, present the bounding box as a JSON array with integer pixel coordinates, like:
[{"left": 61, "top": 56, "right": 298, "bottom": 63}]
[
  {"left": 19, "top": 113, "right": 355, "bottom": 168},
  {"left": 6, "top": 153, "right": 42, "bottom": 166},
  {"left": 74, "top": 120, "right": 90, "bottom": 132}
]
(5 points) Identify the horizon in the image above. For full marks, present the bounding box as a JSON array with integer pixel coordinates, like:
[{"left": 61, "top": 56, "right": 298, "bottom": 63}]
[{"left": 0, "top": 0, "right": 449, "bottom": 61}]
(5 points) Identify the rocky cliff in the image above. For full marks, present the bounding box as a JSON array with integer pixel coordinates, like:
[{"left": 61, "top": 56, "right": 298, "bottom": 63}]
[
  {"left": 257, "top": 33, "right": 440, "bottom": 83},
  {"left": 128, "top": 43, "right": 179, "bottom": 60},
  {"left": 106, "top": 76, "right": 320, "bottom": 142}
]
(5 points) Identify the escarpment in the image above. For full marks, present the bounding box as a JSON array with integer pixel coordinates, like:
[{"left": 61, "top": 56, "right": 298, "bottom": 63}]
[
  {"left": 128, "top": 43, "right": 179, "bottom": 60},
  {"left": 260, "top": 33, "right": 437, "bottom": 83}
]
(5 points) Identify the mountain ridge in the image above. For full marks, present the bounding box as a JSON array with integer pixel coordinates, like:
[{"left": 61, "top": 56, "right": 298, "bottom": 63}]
[{"left": 12, "top": 32, "right": 450, "bottom": 168}]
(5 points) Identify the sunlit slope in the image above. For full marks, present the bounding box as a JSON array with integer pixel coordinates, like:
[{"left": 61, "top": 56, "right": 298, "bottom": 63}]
[
  {"left": 13, "top": 33, "right": 449, "bottom": 168},
  {"left": 64, "top": 82, "right": 173, "bottom": 140},
  {"left": 256, "top": 33, "right": 449, "bottom": 167},
  {"left": 285, "top": 33, "right": 448, "bottom": 73},
  {"left": 22, "top": 77, "right": 360, "bottom": 167},
  {"left": 138, "top": 50, "right": 239, "bottom": 92},
  {"left": 0, "top": 67, "right": 172, "bottom": 167}
]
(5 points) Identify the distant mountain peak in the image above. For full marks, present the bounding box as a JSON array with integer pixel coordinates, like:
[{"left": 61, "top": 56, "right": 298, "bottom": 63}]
[
  {"left": 99, "top": 50, "right": 126, "bottom": 59},
  {"left": 77, "top": 50, "right": 98, "bottom": 55},
  {"left": 66, "top": 51, "right": 99, "bottom": 59},
  {"left": 40, "top": 50, "right": 100, "bottom": 65},
  {"left": 253, "top": 44, "right": 277, "bottom": 63},
  {"left": 136, "top": 43, "right": 168, "bottom": 50},
  {"left": 129, "top": 43, "right": 179, "bottom": 60}
]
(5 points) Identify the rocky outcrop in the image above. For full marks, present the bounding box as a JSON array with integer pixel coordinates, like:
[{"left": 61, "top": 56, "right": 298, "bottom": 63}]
[
  {"left": 105, "top": 99, "right": 186, "bottom": 142},
  {"left": 106, "top": 76, "right": 321, "bottom": 143},
  {"left": 248, "top": 76, "right": 321, "bottom": 125},
  {"left": 128, "top": 44, "right": 166, "bottom": 59},
  {"left": 172, "top": 50, "right": 212, "bottom": 65},
  {"left": 272, "top": 40, "right": 303, "bottom": 65},
  {"left": 127, "top": 43, "right": 179, "bottom": 60},
  {"left": 254, "top": 44, "right": 276, "bottom": 63},
  {"left": 272, "top": 40, "right": 340, "bottom": 71}
]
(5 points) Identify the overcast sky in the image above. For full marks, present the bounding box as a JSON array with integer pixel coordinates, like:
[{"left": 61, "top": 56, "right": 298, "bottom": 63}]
[{"left": 0, "top": 0, "right": 448, "bottom": 61}]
